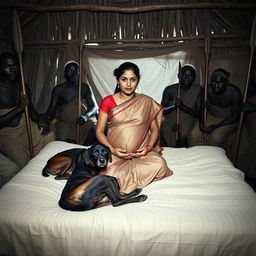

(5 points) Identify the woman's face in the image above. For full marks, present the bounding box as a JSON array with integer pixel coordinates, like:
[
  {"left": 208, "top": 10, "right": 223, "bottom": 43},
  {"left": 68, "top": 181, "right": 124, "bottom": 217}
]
[{"left": 117, "top": 69, "right": 139, "bottom": 95}]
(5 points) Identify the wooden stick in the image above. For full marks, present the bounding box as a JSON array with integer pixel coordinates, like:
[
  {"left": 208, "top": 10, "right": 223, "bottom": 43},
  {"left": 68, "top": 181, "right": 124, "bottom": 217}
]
[
  {"left": 232, "top": 14, "right": 256, "bottom": 164},
  {"left": 76, "top": 43, "right": 83, "bottom": 144},
  {"left": 203, "top": 11, "right": 211, "bottom": 145},
  {"left": 1, "top": 2, "right": 256, "bottom": 13},
  {"left": 176, "top": 61, "right": 182, "bottom": 142},
  {"left": 76, "top": 19, "right": 85, "bottom": 144},
  {"left": 13, "top": 9, "right": 34, "bottom": 158},
  {"left": 203, "top": 54, "right": 210, "bottom": 144},
  {"left": 23, "top": 34, "right": 244, "bottom": 49}
]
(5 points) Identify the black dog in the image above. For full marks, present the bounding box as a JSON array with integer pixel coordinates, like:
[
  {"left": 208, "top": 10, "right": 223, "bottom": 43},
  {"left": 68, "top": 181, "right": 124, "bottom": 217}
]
[
  {"left": 42, "top": 144, "right": 147, "bottom": 211},
  {"left": 42, "top": 147, "right": 86, "bottom": 179}
]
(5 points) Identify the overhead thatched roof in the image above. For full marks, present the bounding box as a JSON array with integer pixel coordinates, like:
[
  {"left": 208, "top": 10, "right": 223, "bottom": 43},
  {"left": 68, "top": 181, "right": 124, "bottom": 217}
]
[
  {"left": 0, "top": 0, "right": 255, "bottom": 51},
  {"left": 0, "top": 0, "right": 255, "bottom": 112}
]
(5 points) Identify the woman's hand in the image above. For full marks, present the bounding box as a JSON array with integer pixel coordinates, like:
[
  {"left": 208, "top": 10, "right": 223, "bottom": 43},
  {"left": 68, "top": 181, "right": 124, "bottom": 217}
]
[
  {"left": 111, "top": 147, "right": 133, "bottom": 160},
  {"left": 131, "top": 146, "right": 151, "bottom": 158}
]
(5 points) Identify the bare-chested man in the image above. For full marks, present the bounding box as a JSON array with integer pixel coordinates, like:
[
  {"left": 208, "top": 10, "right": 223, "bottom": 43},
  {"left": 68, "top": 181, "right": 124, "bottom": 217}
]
[
  {"left": 41, "top": 61, "right": 98, "bottom": 145},
  {"left": 160, "top": 64, "right": 202, "bottom": 147},
  {"left": 188, "top": 68, "right": 242, "bottom": 157},
  {"left": 0, "top": 52, "right": 55, "bottom": 168}
]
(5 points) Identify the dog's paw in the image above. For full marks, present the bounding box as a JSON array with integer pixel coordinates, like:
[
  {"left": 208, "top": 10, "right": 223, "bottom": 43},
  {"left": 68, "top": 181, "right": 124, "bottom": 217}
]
[
  {"left": 137, "top": 194, "right": 147, "bottom": 202},
  {"left": 133, "top": 188, "right": 142, "bottom": 195}
]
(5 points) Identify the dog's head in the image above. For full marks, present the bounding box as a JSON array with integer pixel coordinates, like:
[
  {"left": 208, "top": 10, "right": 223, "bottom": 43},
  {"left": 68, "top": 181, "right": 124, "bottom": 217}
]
[{"left": 82, "top": 144, "right": 112, "bottom": 168}]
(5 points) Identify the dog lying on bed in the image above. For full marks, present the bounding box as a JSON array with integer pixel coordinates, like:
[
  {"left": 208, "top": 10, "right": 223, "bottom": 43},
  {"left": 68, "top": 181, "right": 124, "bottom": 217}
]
[{"left": 42, "top": 143, "right": 147, "bottom": 211}]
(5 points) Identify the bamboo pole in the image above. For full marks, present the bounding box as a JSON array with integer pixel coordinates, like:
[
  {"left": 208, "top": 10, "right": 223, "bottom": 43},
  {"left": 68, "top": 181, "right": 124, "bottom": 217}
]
[
  {"left": 23, "top": 33, "right": 242, "bottom": 47},
  {"left": 1, "top": 2, "right": 256, "bottom": 13},
  {"left": 13, "top": 9, "right": 34, "bottom": 158},
  {"left": 232, "top": 14, "right": 256, "bottom": 164},
  {"left": 24, "top": 41, "right": 248, "bottom": 51},
  {"left": 203, "top": 11, "right": 211, "bottom": 145},
  {"left": 76, "top": 17, "right": 85, "bottom": 144},
  {"left": 175, "top": 61, "right": 182, "bottom": 143},
  {"left": 76, "top": 43, "right": 83, "bottom": 144}
]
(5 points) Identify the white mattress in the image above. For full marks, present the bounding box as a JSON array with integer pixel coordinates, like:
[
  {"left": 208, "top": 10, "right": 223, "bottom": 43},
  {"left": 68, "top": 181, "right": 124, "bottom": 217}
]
[{"left": 0, "top": 141, "right": 255, "bottom": 256}]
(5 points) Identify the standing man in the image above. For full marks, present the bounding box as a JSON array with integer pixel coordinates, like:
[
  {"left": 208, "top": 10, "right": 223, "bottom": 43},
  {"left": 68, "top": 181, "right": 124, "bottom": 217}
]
[
  {"left": 0, "top": 52, "right": 55, "bottom": 168},
  {"left": 160, "top": 64, "right": 202, "bottom": 147},
  {"left": 41, "top": 61, "right": 98, "bottom": 145},
  {"left": 188, "top": 68, "right": 242, "bottom": 157}
]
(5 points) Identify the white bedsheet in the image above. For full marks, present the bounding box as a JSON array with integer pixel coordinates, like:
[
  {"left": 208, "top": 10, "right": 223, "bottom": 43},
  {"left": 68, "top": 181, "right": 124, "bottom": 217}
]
[{"left": 0, "top": 141, "right": 255, "bottom": 256}]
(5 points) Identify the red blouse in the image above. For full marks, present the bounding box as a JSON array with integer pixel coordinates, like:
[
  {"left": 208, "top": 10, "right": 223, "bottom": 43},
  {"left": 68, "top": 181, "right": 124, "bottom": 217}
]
[{"left": 99, "top": 95, "right": 117, "bottom": 114}]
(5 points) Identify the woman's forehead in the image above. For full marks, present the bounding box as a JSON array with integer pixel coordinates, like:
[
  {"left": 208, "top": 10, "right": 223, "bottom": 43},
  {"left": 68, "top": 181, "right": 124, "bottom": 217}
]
[{"left": 120, "top": 69, "right": 137, "bottom": 77}]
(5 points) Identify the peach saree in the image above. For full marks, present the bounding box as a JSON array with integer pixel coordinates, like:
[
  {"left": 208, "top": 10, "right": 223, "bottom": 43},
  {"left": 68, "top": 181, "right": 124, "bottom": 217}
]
[{"left": 105, "top": 94, "right": 172, "bottom": 194}]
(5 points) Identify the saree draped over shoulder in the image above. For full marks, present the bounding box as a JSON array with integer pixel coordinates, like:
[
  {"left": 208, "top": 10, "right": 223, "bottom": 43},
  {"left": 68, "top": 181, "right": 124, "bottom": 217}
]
[{"left": 106, "top": 94, "right": 172, "bottom": 194}]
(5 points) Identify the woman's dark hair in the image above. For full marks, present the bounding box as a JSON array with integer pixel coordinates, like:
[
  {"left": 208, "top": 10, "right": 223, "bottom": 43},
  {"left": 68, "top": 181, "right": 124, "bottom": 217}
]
[{"left": 113, "top": 62, "right": 140, "bottom": 93}]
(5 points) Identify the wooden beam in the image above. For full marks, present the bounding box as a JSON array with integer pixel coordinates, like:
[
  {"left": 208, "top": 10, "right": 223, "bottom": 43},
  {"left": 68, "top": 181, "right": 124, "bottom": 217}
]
[
  {"left": 23, "top": 34, "right": 248, "bottom": 50},
  {"left": 22, "top": 0, "right": 57, "bottom": 27},
  {"left": 23, "top": 42, "right": 249, "bottom": 50},
  {"left": 23, "top": 34, "right": 244, "bottom": 47},
  {"left": 1, "top": 2, "right": 256, "bottom": 13}
]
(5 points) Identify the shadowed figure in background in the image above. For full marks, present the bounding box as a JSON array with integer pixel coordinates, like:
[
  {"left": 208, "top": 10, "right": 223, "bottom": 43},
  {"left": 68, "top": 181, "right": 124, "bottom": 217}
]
[
  {"left": 40, "top": 61, "right": 98, "bottom": 146},
  {"left": 0, "top": 52, "right": 54, "bottom": 168},
  {"left": 160, "top": 64, "right": 202, "bottom": 148},
  {"left": 188, "top": 68, "right": 242, "bottom": 158},
  {"left": 236, "top": 64, "right": 256, "bottom": 178}
]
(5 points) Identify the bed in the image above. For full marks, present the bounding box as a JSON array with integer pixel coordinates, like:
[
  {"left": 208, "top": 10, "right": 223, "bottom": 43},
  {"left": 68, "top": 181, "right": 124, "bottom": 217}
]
[{"left": 0, "top": 141, "right": 255, "bottom": 256}]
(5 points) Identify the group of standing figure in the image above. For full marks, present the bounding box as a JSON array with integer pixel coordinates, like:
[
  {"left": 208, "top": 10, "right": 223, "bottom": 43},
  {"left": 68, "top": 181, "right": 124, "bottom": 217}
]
[
  {"left": 160, "top": 63, "right": 256, "bottom": 177},
  {"left": 160, "top": 64, "right": 242, "bottom": 157},
  {"left": 0, "top": 52, "right": 99, "bottom": 187},
  {"left": 0, "top": 51, "right": 255, "bottom": 190}
]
